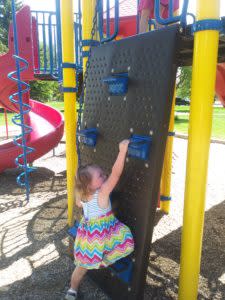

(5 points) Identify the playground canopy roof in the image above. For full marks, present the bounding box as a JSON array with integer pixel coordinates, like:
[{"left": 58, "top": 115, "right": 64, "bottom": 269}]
[{"left": 105, "top": 0, "right": 137, "bottom": 17}]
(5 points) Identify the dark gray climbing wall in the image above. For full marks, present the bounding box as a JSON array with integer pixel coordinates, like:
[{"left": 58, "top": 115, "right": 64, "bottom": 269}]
[{"left": 79, "top": 25, "right": 179, "bottom": 300}]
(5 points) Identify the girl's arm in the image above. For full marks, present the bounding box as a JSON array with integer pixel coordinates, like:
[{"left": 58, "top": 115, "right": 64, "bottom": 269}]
[{"left": 100, "top": 140, "right": 129, "bottom": 197}]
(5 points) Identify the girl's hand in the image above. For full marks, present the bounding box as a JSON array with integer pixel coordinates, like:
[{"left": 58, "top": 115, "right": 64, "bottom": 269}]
[{"left": 119, "top": 139, "right": 130, "bottom": 153}]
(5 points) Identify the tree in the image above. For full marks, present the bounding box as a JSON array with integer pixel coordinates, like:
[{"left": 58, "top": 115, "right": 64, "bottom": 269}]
[
  {"left": 0, "top": 41, "right": 7, "bottom": 53},
  {"left": 30, "top": 80, "right": 62, "bottom": 102},
  {"left": 176, "top": 66, "right": 192, "bottom": 100},
  {"left": 30, "top": 43, "right": 62, "bottom": 102},
  {"left": 0, "top": 0, "right": 22, "bottom": 53}
]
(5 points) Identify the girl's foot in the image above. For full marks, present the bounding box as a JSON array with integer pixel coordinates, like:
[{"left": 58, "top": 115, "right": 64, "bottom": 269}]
[{"left": 65, "top": 288, "right": 77, "bottom": 300}]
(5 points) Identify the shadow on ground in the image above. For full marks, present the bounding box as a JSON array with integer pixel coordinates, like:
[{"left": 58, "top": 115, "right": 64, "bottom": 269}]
[
  {"left": 0, "top": 168, "right": 108, "bottom": 300},
  {"left": 0, "top": 167, "right": 66, "bottom": 213},
  {"left": 0, "top": 167, "right": 224, "bottom": 300},
  {"left": 144, "top": 200, "right": 225, "bottom": 300}
]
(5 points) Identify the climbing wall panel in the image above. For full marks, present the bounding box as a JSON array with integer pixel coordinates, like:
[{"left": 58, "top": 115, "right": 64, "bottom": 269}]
[{"left": 79, "top": 25, "right": 179, "bottom": 300}]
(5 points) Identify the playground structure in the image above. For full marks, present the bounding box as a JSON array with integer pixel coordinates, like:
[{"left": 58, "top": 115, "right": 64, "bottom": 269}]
[
  {"left": 0, "top": 0, "right": 225, "bottom": 299},
  {"left": 0, "top": 6, "right": 64, "bottom": 177}
]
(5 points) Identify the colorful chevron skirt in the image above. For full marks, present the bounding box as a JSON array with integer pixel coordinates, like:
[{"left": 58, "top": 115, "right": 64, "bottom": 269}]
[{"left": 74, "top": 211, "right": 134, "bottom": 269}]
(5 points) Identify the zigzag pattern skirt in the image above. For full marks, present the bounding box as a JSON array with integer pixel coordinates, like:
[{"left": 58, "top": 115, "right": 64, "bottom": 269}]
[{"left": 74, "top": 211, "right": 134, "bottom": 269}]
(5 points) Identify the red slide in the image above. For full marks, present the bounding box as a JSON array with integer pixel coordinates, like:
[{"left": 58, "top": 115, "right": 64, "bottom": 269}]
[
  {"left": 216, "top": 63, "right": 225, "bottom": 107},
  {"left": 0, "top": 6, "right": 64, "bottom": 172}
]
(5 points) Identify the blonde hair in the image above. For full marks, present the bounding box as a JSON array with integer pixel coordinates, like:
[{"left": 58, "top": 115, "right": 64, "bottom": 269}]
[{"left": 75, "top": 164, "right": 100, "bottom": 198}]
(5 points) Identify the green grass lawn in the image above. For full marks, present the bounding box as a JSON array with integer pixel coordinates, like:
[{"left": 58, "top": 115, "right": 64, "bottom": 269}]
[
  {"left": 175, "top": 105, "right": 225, "bottom": 140},
  {"left": 0, "top": 111, "right": 16, "bottom": 127},
  {"left": 46, "top": 101, "right": 65, "bottom": 112},
  {"left": 1, "top": 102, "right": 224, "bottom": 140},
  {"left": 0, "top": 101, "right": 64, "bottom": 127}
]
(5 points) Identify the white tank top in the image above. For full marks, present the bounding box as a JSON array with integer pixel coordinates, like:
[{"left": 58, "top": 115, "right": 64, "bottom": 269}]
[{"left": 81, "top": 190, "right": 111, "bottom": 220}]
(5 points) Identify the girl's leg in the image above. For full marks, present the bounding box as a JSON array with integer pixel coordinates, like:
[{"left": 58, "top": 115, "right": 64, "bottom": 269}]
[
  {"left": 139, "top": 4, "right": 166, "bottom": 33},
  {"left": 139, "top": 8, "right": 151, "bottom": 33},
  {"left": 71, "top": 266, "right": 88, "bottom": 290}
]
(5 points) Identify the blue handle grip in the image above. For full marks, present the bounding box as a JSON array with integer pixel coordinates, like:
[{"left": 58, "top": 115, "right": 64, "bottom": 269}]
[
  {"left": 77, "top": 128, "right": 98, "bottom": 147},
  {"left": 68, "top": 220, "right": 80, "bottom": 238},
  {"left": 128, "top": 135, "right": 152, "bottom": 160},
  {"left": 103, "top": 72, "right": 128, "bottom": 96}
]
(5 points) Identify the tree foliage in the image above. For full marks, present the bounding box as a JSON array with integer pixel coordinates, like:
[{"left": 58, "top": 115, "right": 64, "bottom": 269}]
[
  {"left": 0, "top": 0, "right": 22, "bottom": 52},
  {"left": 30, "top": 43, "right": 62, "bottom": 102},
  {"left": 176, "top": 66, "right": 192, "bottom": 99},
  {"left": 0, "top": 42, "right": 7, "bottom": 53},
  {"left": 30, "top": 80, "right": 62, "bottom": 102}
]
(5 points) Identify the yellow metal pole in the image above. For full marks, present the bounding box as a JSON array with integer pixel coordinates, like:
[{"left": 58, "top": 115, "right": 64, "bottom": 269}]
[
  {"left": 178, "top": 0, "right": 220, "bottom": 299},
  {"left": 61, "top": 0, "right": 78, "bottom": 227},
  {"left": 160, "top": 89, "right": 176, "bottom": 213},
  {"left": 160, "top": 5, "right": 179, "bottom": 213},
  {"left": 82, "top": 0, "right": 97, "bottom": 74}
]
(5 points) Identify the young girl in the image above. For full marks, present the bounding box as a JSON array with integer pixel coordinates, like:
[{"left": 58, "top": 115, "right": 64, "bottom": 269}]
[
  {"left": 138, "top": 0, "right": 179, "bottom": 33},
  {"left": 65, "top": 140, "right": 134, "bottom": 300}
]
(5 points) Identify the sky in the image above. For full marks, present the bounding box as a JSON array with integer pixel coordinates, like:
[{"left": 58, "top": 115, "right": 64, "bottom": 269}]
[{"left": 22, "top": 0, "right": 225, "bottom": 16}]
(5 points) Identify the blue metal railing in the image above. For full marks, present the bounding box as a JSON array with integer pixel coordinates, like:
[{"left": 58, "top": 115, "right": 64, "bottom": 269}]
[
  {"left": 31, "top": 10, "right": 59, "bottom": 77},
  {"left": 31, "top": 0, "right": 82, "bottom": 80},
  {"left": 55, "top": 0, "right": 62, "bottom": 81},
  {"left": 75, "top": 8, "right": 82, "bottom": 69},
  {"left": 154, "top": 0, "right": 189, "bottom": 27},
  {"left": 30, "top": 0, "right": 192, "bottom": 81},
  {"left": 9, "top": 0, "right": 35, "bottom": 201},
  {"left": 48, "top": 13, "right": 55, "bottom": 76},
  {"left": 98, "top": 0, "right": 119, "bottom": 43}
]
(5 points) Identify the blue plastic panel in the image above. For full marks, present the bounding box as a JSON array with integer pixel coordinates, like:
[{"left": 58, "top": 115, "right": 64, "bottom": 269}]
[
  {"left": 103, "top": 72, "right": 128, "bottom": 96},
  {"left": 77, "top": 128, "right": 98, "bottom": 147},
  {"left": 110, "top": 256, "right": 133, "bottom": 284},
  {"left": 128, "top": 135, "right": 152, "bottom": 161},
  {"left": 68, "top": 221, "right": 80, "bottom": 239}
]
